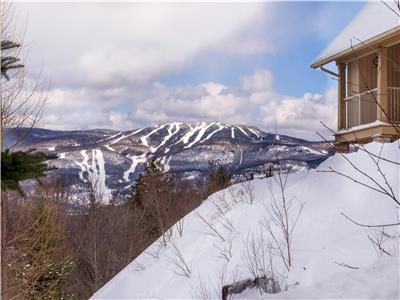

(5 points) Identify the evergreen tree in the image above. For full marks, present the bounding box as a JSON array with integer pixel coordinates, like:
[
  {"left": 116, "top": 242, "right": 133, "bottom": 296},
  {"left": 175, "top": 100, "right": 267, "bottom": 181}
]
[
  {"left": 265, "top": 164, "right": 274, "bottom": 178},
  {"left": 1, "top": 149, "right": 57, "bottom": 194},
  {"left": 129, "top": 158, "right": 174, "bottom": 243},
  {"left": 131, "top": 158, "right": 168, "bottom": 207},
  {"left": 208, "top": 159, "right": 231, "bottom": 194},
  {"left": 1, "top": 40, "right": 24, "bottom": 80}
]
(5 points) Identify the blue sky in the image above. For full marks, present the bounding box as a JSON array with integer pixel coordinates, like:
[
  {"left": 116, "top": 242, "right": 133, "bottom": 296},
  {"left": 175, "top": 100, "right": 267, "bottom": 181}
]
[
  {"left": 158, "top": 1, "right": 364, "bottom": 97},
  {"left": 16, "top": 1, "right": 367, "bottom": 140}
]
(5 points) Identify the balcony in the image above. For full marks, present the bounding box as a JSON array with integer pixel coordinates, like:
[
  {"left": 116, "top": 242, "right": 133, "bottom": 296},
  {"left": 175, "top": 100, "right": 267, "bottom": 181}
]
[{"left": 344, "top": 87, "right": 400, "bottom": 130}]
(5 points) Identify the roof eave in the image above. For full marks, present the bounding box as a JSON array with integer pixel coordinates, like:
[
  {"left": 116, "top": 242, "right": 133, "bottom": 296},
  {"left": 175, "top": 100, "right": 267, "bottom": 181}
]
[{"left": 310, "top": 26, "right": 400, "bottom": 69}]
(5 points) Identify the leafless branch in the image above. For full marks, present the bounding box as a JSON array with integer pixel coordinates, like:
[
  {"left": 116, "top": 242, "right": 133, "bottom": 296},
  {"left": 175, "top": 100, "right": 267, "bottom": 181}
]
[
  {"left": 368, "top": 227, "right": 392, "bottom": 257},
  {"left": 341, "top": 212, "right": 400, "bottom": 228},
  {"left": 196, "top": 212, "right": 225, "bottom": 242},
  {"left": 167, "top": 243, "right": 191, "bottom": 278},
  {"left": 334, "top": 261, "right": 359, "bottom": 270},
  {"left": 316, "top": 131, "right": 400, "bottom": 206}
]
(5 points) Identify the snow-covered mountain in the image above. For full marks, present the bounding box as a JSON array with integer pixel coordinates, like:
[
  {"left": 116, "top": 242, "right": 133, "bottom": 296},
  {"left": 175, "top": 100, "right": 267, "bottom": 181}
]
[
  {"left": 91, "top": 141, "right": 399, "bottom": 299},
  {"left": 6, "top": 122, "right": 333, "bottom": 200}
]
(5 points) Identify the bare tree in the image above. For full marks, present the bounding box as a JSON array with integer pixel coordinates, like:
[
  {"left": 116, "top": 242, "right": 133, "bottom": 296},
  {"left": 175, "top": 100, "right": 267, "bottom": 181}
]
[
  {"left": 197, "top": 212, "right": 226, "bottom": 242},
  {"left": 1, "top": 187, "right": 73, "bottom": 299},
  {"left": 191, "top": 276, "right": 212, "bottom": 300},
  {"left": 227, "top": 181, "right": 256, "bottom": 205},
  {"left": 1, "top": 2, "right": 48, "bottom": 150},
  {"left": 241, "top": 180, "right": 256, "bottom": 205},
  {"left": 175, "top": 219, "right": 184, "bottom": 237},
  {"left": 214, "top": 239, "right": 233, "bottom": 263},
  {"left": 167, "top": 242, "right": 191, "bottom": 278},
  {"left": 261, "top": 155, "right": 305, "bottom": 272},
  {"left": 242, "top": 230, "right": 271, "bottom": 280}
]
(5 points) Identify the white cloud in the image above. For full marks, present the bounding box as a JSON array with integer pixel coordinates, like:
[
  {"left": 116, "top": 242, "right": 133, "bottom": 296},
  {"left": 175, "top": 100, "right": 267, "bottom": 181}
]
[
  {"left": 40, "top": 68, "right": 337, "bottom": 140},
  {"left": 260, "top": 88, "right": 337, "bottom": 139},
  {"left": 17, "top": 2, "right": 273, "bottom": 88},
  {"left": 14, "top": 3, "right": 339, "bottom": 140},
  {"left": 39, "top": 86, "right": 132, "bottom": 130}
]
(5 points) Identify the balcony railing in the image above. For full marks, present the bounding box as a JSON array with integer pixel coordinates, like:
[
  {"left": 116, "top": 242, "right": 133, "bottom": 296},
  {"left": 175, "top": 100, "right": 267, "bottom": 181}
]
[
  {"left": 343, "top": 87, "right": 400, "bottom": 130},
  {"left": 344, "top": 88, "right": 377, "bottom": 129},
  {"left": 389, "top": 87, "right": 400, "bottom": 123}
]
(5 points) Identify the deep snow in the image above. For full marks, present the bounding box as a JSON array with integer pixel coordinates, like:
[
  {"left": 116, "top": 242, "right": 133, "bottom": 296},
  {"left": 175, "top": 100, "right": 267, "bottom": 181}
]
[{"left": 92, "top": 142, "right": 400, "bottom": 299}]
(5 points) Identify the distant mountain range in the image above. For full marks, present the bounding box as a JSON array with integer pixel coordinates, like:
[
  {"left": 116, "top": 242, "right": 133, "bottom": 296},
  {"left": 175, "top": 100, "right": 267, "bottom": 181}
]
[{"left": 6, "top": 122, "right": 334, "bottom": 202}]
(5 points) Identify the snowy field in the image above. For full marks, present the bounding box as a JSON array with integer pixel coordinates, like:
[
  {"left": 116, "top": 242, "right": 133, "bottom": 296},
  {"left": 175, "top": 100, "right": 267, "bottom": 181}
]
[{"left": 92, "top": 142, "right": 400, "bottom": 299}]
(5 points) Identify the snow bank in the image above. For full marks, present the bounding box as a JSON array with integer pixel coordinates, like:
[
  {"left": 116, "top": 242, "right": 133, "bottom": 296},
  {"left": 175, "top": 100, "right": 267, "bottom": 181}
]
[
  {"left": 242, "top": 257, "right": 399, "bottom": 299},
  {"left": 92, "top": 142, "right": 399, "bottom": 299}
]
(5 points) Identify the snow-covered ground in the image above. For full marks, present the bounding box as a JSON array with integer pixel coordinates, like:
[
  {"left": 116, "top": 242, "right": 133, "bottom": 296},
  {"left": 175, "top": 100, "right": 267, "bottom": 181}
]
[{"left": 92, "top": 142, "right": 400, "bottom": 299}]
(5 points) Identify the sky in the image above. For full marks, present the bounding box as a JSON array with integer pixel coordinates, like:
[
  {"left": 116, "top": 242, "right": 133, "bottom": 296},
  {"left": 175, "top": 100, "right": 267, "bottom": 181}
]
[{"left": 14, "top": 1, "right": 366, "bottom": 140}]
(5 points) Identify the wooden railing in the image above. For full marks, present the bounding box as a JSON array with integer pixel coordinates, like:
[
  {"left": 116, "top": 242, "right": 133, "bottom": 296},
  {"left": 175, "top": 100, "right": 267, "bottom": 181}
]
[
  {"left": 388, "top": 87, "right": 400, "bottom": 123},
  {"left": 343, "top": 87, "right": 400, "bottom": 130},
  {"left": 344, "top": 89, "right": 377, "bottom": 129}
]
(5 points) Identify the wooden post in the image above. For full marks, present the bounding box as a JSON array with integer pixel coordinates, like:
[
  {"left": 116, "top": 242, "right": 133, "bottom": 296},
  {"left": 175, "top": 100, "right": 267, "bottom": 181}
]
[
  {"left": 377, "top": 47, "right": 388, "bottom": 122},
  {"left": 337, "top": 62, "right": 347, "bottom": 130}
]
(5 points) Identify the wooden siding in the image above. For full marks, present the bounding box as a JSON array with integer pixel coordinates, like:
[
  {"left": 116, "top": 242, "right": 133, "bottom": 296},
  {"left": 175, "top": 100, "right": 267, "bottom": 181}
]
[
  {"left": 389, "top": 87, "right": 400, "bottom": 123},
  {"left": 388, "top": 44, "right": 400, "bottom": 124},
  {"left": 388, "top": 43, "right": 400, "bottom": 87},
  {"left": 347, "top": 53, "right": 377, "bottom": 97},
  {"left": 347, "top": 61, "right": 359, "bottom": 96}
]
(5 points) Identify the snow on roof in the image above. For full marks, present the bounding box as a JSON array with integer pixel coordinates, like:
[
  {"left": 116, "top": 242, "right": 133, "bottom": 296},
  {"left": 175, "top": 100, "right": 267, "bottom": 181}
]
[{"left": 313, "top": 1, "right": 400, "bottom": 67}]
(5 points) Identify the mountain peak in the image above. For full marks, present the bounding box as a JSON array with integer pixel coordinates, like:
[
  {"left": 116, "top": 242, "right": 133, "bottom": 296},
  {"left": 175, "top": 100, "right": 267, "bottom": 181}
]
[{"left": 9, "top": 125, "right": 332, "bottom": 202}]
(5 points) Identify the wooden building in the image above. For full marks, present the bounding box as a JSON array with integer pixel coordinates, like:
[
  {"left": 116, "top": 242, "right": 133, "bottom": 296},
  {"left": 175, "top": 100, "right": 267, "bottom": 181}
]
[{"left": 311, "top": 2, "right": 400, "bottom": 144}]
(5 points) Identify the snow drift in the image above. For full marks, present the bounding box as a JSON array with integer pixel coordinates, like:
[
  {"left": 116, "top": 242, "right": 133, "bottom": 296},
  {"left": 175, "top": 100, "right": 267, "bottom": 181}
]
[{"left": 92, "top": 142, "right": 400, "bottom": 299}]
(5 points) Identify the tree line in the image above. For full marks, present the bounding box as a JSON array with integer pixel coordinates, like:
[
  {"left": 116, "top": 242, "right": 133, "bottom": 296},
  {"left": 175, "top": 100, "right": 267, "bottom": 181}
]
[{"left": 1, "top": 156, "right": 231, "bottom": 299}]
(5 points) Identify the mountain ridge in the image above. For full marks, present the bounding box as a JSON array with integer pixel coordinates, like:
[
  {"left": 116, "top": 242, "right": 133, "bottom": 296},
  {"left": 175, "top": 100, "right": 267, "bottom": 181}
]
[{"left": 6, "top": 122, "right": 334, "bottom": 202}]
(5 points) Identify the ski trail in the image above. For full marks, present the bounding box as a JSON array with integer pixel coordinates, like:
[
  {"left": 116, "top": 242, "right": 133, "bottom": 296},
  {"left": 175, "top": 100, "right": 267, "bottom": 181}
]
[
  {"left": 247, "top": 127, "right": 260, "bottom": 138},
  {"left": 75, "top": 149, "right": 111, "bottom": 203},
  {"left": 124, "top": 154, "right": 147, "bottom": 182},
  {"left": 157, "top": 155, "right": 172, "bottom": 173},
  {"left": 104, "top": 144, "right": 115, "bottom": 152},
  {"left": 177, "top": 122, "right": 206, "bottom": 145},
  {"left": 141, "top": 125, "right": 167, "bottom": 152},
  {"left": 93, "top": 149, "right": 111, "bottom": 202},
  {"left": 238, "top": 145, "right": 243, "bottom": 165},
  {"left": 98, "top": 132, "right": 122, "bottom": 143},
  {"left": 200, "top": 123, "right": 224, "bottom": 143},
  {"left": 231, "top": 127, "right": 235, "bottom": 139},
  {"left": 157, "top": 123, "right": 181, "bottom": 153},
  {"left": 163, "top": 156, "right": 172, "bottom": 173},
  {"left": 110, "top": 129, "right": 143, "bottom": 145},
  {"left": 237, "top": 126, "right": 249, "bottom": 137},
  {"left": 74, "top": 150, "right": 87, "bottom": 181},
  {"left": 185, "top": 122, "right": 214, "bottom": 148},
  {"left": 82, "top": 149, "right": 90, "bottom": 166},
  {"left": 74, "top": 149, "right": 90, "bottom": 181}
]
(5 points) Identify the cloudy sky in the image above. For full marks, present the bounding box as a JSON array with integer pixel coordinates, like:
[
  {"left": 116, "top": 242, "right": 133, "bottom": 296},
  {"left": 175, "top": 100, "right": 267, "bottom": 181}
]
[{"left": 15, "top": 1, "right": 366, "bottom": 140}]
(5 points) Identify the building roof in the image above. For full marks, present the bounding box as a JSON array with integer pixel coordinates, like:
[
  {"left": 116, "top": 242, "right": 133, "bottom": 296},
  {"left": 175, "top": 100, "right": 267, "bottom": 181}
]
[{"left": 312, "top": 1, "right": 400, "bottom": 68}]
